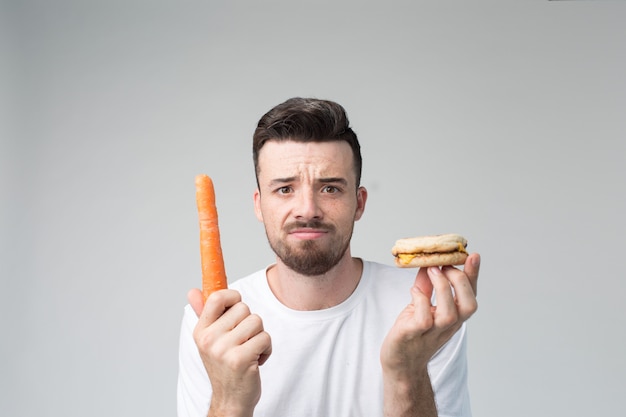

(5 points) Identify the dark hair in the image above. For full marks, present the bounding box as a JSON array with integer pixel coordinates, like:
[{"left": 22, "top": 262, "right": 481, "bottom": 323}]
[{"left": 253, "top": 97, "right": 362, "bottom": 187}]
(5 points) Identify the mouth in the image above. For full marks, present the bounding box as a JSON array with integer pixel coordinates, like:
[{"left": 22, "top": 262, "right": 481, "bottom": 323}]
[
  {"left": 285, "top": 222, "right": 333, "bottom": 240},
  {"left": 288, "top": 228, "right": 328, "bottom": 240}
]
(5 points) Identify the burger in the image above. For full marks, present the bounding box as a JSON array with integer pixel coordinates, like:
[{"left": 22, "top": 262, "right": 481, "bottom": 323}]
[{"left": 392, "top": 233, "right": 468, "bottom": 268}]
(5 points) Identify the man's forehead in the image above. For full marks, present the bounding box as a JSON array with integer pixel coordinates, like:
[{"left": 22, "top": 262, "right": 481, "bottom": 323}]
[{"left": 257, "top": 140, "right": 355, "bottom": 180}]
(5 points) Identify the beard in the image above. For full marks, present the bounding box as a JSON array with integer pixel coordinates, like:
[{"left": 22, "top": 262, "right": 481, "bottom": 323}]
[{"left": 267, "top": 220, "right": 353, "bottom": 276}]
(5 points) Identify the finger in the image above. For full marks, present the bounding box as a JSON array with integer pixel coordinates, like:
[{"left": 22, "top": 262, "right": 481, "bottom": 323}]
[
  {"left": 413, "top": 267, "right": 433, "bottom": 302},
  {"left": 198, "top": 289, "right": 242, "bottom": 327},
  {"left": 441, "top": 266, "right": 478, "bottom": 321},
  {"left": 193, "top": 298, "right": 250, "bottom": 355},
  {"left": 210, "top": 301, "right": 254, "bottom": 336},
  {"left": 218, "top": 306, "right": 260, "bottom": 344},
  {"left": 428, "top": 267, "right": 458, "bottom": 330},
  {"left": 245, "top": 330, "right": 273, "bottom": 366},
  {"left": 463, "top": 253, "right": 481, "bottom": 296},
  {"left": 232, "top": 314, "right": 272, "bottom": 366},
  {"left": 187, "top": 288, "right": 204, "bottom": 317},
  {"left": 229, "top": 313, "right": 264, "bottom": 344},
  {"left": 409, "top": 285, "right": 434, "bottom": 332}
]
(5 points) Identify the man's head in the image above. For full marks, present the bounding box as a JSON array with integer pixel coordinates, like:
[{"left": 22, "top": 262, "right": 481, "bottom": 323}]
[
  {"left": 252, "top": 98, "right": 367, "bottom": 276},
  {"left": 253, "top": 97, "right": 362, "bottom": 189}
]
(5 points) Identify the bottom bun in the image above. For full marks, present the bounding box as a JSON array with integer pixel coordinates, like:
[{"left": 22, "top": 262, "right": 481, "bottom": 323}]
[{"left": 395, "top": 251, "right": 468, "bottom": 268}]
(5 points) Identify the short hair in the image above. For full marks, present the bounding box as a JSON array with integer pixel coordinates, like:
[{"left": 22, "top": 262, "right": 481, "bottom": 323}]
[{"left": 252, "top": 97, "right": 362, "bottom": 187}]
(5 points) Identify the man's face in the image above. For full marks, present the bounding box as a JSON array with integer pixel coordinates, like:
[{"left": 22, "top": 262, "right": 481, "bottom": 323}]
[{"left": 254, "top": 140, "right": 367, "bottom": 276}]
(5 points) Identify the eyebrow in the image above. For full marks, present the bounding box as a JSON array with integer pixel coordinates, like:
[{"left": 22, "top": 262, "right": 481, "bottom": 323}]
[
  {"left": 319, "top": 177, "right": 348, "bottom": 186},
  {"left": 269, "top": 177, "right": 297, "bottom": 186},
  {"left": 268, "top": 177, "right": 348, "bottom": 186}
]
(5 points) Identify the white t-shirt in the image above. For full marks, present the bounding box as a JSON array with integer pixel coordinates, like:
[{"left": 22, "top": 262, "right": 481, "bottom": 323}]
[{"left": 177, "top": 261, "right": 472, "bottom": 417}]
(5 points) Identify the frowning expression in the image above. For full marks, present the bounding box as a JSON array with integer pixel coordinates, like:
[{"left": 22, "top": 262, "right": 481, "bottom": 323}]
[{"left": 254, "top": 140, "right": 367, "bottom": 276}]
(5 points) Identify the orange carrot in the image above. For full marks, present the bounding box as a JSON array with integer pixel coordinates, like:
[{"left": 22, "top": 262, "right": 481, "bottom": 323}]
[{"left": 195, "top": 174, "right": 227, "bottom": 300}]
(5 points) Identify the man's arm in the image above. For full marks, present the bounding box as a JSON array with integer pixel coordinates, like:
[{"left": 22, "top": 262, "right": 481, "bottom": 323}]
[
  {"left": 382, "top": 367, "right": 437, "bottom": 417},
  {"left": 380, "top": 253, "right": 480, "bottom": 417}
]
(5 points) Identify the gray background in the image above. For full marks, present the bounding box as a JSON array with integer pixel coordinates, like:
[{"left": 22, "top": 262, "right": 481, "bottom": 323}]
[{"left": 2, "top": 1, "right": 625, "bottom": 416}]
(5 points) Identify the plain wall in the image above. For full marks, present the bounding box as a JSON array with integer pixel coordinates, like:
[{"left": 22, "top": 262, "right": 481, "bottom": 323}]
[{"left": 2, "top": 1, "right": 625, "bottom": 416}]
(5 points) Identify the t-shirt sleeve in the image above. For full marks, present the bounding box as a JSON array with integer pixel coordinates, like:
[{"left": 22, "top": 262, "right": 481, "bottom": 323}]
[
  {"left": 177, "top": 304, "right": 212, "bottom": 417},
  {"left": 428, "top": 323, "right": 473, "bottom": 417}
]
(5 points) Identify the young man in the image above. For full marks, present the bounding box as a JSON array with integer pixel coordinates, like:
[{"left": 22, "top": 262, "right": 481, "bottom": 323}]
[{"left": 178, "top": 98, "right": 481, "bottom": 417}]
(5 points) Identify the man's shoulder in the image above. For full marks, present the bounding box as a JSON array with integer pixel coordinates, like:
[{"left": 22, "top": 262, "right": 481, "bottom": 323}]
[
  {"left": 361, "top": 260, "right": 417, "bottom": 299},
  {"left": 363, "top": 260, "right": 416, "bottom": 282}
]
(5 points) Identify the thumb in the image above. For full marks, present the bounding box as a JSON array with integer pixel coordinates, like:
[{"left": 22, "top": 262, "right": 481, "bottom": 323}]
[{"left": 187, "top": 288, "right": 205, "bottom": 317}]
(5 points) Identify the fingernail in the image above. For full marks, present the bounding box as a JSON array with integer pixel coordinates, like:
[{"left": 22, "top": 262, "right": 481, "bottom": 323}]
[
  {"left": 428, "top": 266, "right": 440, "bottom": 275},
  {"left": 472, "top": 255, "right": 481, "bottom": 267}
]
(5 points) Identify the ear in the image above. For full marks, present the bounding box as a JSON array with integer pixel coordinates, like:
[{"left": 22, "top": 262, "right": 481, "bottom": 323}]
[
  {"left": 253, "top": 188, "right": 264, "bottom": 222},
  {"left": 354, "top": 186, "right": 368, "bottom": 221}
]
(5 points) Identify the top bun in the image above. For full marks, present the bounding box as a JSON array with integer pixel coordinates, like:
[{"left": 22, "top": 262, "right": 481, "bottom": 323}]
[{"left": 391, "top": 233, "right": 467, "bottom": 255}]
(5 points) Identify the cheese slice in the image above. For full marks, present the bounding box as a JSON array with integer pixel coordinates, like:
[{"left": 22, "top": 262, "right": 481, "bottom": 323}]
[
  {"left": 457, "top": 243, "right": 468, "bottom": 254},
  {"left": 396, "top": 245, "right": 467, "bottom": 265},
  {"left": 397, "top": 253, "right": 417, "bottom": 265}
]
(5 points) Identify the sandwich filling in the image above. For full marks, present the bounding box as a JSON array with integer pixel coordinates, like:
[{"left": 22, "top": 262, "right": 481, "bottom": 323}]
[{"left": 395, "top": 242, "right": 468, "bottom": 265}]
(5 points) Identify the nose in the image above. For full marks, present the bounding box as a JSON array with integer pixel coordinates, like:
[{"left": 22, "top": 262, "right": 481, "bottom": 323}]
[{"left": 293, "top": 188, "right": 322, "bottom": 221}]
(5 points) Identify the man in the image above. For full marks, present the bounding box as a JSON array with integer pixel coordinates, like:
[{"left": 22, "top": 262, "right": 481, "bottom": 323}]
[{"left": 178, "top": 97, "right": 480, "bottom": 417}]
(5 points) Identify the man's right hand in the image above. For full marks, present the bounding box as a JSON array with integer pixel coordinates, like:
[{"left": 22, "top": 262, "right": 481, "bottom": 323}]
[{"left": 188, "top": 288, "right": 272, "bottom": 417}]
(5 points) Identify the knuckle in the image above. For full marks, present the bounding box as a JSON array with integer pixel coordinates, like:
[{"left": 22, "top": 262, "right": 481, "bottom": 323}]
[
  {"left": 206, "top": 291, "right": 222, "bottom": 304},
  {"left": 412, "top": 315, "right": 434, "bottom": 331},
  {"left": 461, "top": 299, "right": 478, "bottom": 318},
  {"left": 223, "top": 350, "right": 248, "bottom": 370},
  {"left": 458, "top": 299, "right": 478, "bottom": 321},
  {"left": 195, "top": 330, "right": 219, "bottom": 355},
  {"left": 232, "top": 302, "right": 251, "bottom": 317},
  {"left": 246, "top": 313, "right": 264, "bottom": 329},
  {"left": 437, "top": 310, "right": 459, "bottom": 328},
  {"left": 259, "top": 330, "right": 271, "bottom": 345},
  {"left": 209, "top": 343, "right": 228, "bottom": 361},
  {"left": 192, "top": 325, "right": 206, "bottom": 346}
]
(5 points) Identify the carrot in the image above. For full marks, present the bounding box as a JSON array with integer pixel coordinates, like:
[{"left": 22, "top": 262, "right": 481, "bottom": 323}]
[{"left": 195, "top": 174, "right": 227, "bottom": 300}]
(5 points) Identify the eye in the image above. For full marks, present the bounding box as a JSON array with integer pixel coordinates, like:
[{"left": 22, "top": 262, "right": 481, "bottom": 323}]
[
  {"left": 277, "top": 186, "right": 292, "bottom": 195},
  {"left": 322, "top": 185, "right": 340, "bottom": 194}
]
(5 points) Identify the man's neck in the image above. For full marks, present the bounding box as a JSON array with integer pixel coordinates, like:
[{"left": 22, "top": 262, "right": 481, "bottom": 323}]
[{"left": 266, "top": 254, "right": 363, "bottom": 311}]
